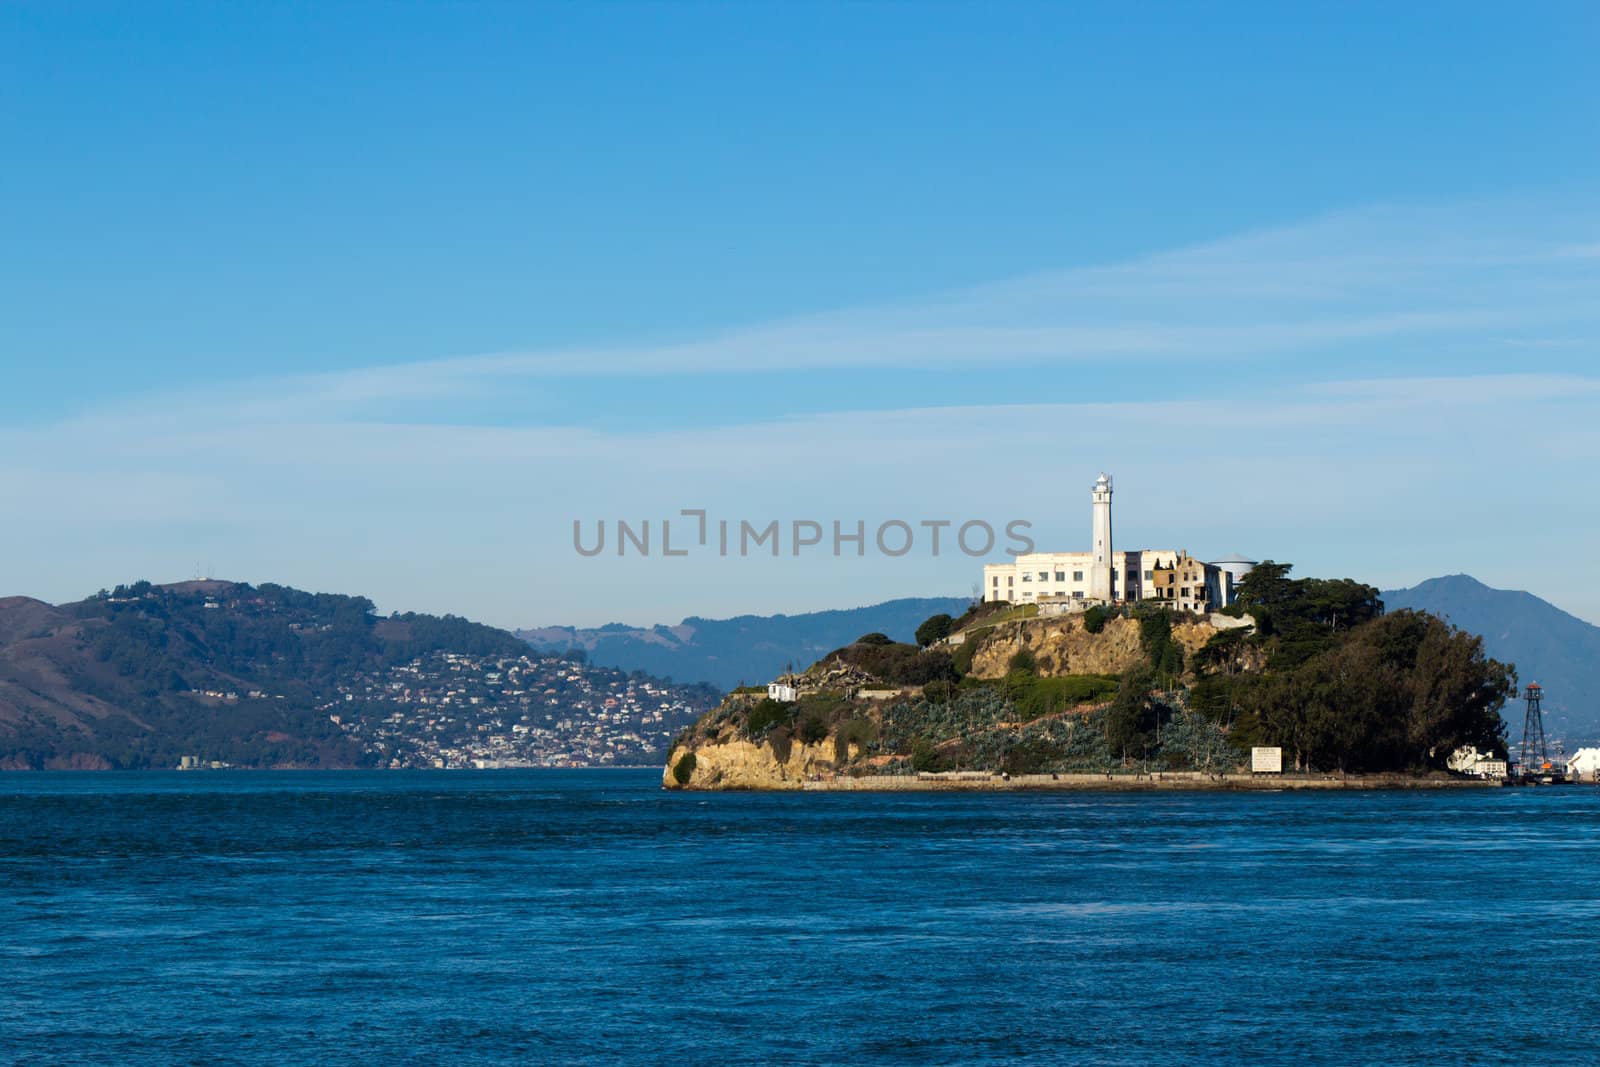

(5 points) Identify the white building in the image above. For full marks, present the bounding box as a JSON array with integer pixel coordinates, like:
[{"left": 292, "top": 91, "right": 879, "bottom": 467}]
[
  {"left": 1447, "top": 745, "right": 1510, "bottom": 780},
  {"left": 1567, "top": 747, "right": 1600, "bottom": 782},
  {"left": 981, "top": 472, "right": 1253, "bottom": 612},
  {"left": 986, "top": 546, "right": 1182, "bottom": 605}
]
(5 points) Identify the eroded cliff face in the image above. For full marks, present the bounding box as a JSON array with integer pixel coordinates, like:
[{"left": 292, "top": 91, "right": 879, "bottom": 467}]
[
  {"left": 966, "top": 615, "right": 1220, "bottom": 679},
  {"left": 662, "top": 735, "right": 852, "bottom": 790},
  {"left": 664, "top": 612, "right": 1248, "bottom": 789}
]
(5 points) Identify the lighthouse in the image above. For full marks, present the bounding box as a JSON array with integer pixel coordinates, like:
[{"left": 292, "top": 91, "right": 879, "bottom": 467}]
[{"left": 1089, "top": 472, "right": 1114, "bottom": 602}]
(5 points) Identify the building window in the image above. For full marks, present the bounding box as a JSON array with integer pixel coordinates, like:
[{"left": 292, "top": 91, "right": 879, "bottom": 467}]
[
  {"left": 1055, "top": 571, "right": 1065, "bottom": 581},
  {"left": 1144, "top": 570, "right": 1153, "bottom": 580},
  {"left": 1038, "top": 572, "right": 1048, "bottom": 581},
  {"left": 992, "top": 576, "right": 999, "bottom": 587},
  {"left": 1073, "top": 570, "right": 1083, "bottom": 581},
  {"left": 1072, "top": 591, "right": 1084, "bottom": 599},
  {"left": 1007, "top": 576, "right": 1013, "bottom": 585}
]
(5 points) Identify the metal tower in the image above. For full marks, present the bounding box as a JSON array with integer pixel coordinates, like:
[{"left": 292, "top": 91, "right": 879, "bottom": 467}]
[{"left": 1519, "top": 683, "right": 1549, "bottom": 776}]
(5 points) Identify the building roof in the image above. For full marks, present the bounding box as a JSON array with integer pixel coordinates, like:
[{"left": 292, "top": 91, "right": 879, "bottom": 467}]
[{"left": 1209, "top": 553, "right": 1258, "bottom": 565}]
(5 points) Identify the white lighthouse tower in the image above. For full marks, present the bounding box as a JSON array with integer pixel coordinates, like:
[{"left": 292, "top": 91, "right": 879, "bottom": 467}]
[{"left": 1089, "top": 472, "right": 1114, "bottom": 602}]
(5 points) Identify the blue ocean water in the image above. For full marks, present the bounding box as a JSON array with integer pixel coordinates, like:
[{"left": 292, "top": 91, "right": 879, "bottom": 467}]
[{"left": 2, "top": 772, "right": 1597, "bottom": 1066}]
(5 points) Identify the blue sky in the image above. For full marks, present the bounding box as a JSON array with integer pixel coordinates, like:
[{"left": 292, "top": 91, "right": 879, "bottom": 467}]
[{"left": 2, "top": 2, "right": 1598, "bottom": 628}]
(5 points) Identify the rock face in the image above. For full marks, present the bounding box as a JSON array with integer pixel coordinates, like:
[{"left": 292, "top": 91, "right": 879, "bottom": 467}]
[
  {"left": 663, "top": 609, "right": 1247, "bottom": 790},
  {"left": 966, "top": 615, "right": 1220, "bottom": 679},
  {"left": 663, "top": 736, "right": 845, "bottom": 790}
]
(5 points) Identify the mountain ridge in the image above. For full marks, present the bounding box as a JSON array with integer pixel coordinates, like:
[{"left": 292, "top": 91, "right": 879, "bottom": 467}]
[
  {"left": 1381, "top": 574, "right": 1599, "bottom": 740},
  {"left": 518, "top": 596, "right": 971, "bottom": 690},
  {"left": 0, "top": 580, "right": 715, "bottom": 769},
  {"left": 526, "top": 577, "right": 1597, "bottom": 741}
]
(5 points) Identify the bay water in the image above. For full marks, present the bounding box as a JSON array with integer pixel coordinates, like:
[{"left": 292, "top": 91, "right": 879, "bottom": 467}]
[{"left": 3, "top": 771, "right": 1597, "bottom": 1064}]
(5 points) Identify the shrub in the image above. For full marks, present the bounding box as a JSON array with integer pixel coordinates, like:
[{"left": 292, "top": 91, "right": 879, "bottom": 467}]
[
  {"left": 1008, "top": 648, "right": 1038, "bottom": 675},
  {"left": 856, "top": 632, "right": 893, "bottom": 646},
  {"left": 1157, "top": 709, "right": 1237, "bottom": 772},
  {"left": 745, "top": 698, "right": 793, "bottom": 737},
  {"left": 1083, "top": 605, "right": 1109, "bottom": 634},
  {"left": 671, "top": 752, "right": 697, "bottom": 785},
  {"left": 833, "top": 718, "right": 879, "bottom": 762},
  {"left": 830, "top": 641, "right": 958, "bottom": 687},
  {"left": 797, "top": 715, "right": 829, "bottom": 744},
  {"left": 1001, "top": 673, "right": 1120, "bottom": 719},
  {"left": 796, "top": 692, "right": 851, "bottom": 718},
  {"left": 951, "top": 625, "right": 995, "bottom": 676},
  {"left": 1001, "top": 738, "right": 1066, "bottom": 776}
]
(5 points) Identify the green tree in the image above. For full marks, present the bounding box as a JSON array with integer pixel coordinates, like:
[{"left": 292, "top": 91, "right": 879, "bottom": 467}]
[
  {"left": 1138, "top": 609, "right": 1184, "bottom": 684},
  {"left": 915, "top": 613, "right": 955, "bottom": 647},
  {"left": 1106, "top": 668, "right": 1160, "bottom": 763},
  {"left": 1242, "top": 609, "right": 1513, "bottom": 773}
]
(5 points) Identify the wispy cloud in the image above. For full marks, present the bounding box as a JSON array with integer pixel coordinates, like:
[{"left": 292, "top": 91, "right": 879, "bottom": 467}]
[
  {"left": 5, "top": 198, "right": 1599, "bottom": 626},
  {"left": 58, "top": 197, "right": 1600, "bottom": 427},
  {"left": 5, "top": 370, "right": 1599, "bottom": 626}
]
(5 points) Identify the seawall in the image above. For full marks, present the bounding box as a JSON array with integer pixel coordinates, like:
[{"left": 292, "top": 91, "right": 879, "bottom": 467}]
[{"left": 786, "top": 771, "right": 1503, "bottom": 792}]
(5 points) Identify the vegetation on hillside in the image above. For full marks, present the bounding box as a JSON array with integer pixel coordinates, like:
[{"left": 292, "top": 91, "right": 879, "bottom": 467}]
[
  {"left": 3, "top": 581, "right": 712, "bottom": 770},
  {"left": 684, "top": 560, "right": 1516, "bottom": 778}
]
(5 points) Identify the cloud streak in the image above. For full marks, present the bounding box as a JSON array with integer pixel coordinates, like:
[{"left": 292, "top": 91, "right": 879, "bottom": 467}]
[
  {"left": 5, "top": 370, "right": 1599, "bottom": 626},
  {"left": 56, "top": 197, "right": 1600, "bottom": 426},
  {"left": 4, "top": 197, "right": 1599, "bottom": 627}
]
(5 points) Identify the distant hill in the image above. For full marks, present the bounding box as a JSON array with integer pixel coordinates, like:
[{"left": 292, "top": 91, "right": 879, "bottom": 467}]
[
  {"left": 1382, "top": 575, "right": 1600, "bottom": 742},
  {"left": 518, "top": 596, "right": 972, "bottom": 691},
  {"left": 0, "top": 581, "right": 715, "bottom": 770}
]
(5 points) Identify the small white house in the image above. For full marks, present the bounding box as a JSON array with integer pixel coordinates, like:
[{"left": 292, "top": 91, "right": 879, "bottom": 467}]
[{"left": 766, "top": 682, "right": 796, "bottom": 703}]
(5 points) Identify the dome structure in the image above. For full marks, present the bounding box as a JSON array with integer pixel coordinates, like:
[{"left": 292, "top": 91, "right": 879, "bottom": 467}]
[{"left": 1208, "top": 554, "right": 1257, "bottom": 586}]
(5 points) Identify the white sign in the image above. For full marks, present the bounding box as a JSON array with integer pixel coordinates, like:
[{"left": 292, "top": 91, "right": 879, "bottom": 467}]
[{"left": 1251, "top": 747, "right": 1283, "bottom": 774}]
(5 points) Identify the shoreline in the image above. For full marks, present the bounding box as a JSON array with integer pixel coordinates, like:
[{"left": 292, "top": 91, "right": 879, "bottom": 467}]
[{"left": 775, "top": 771, "right": 1519, "bottom": 792}]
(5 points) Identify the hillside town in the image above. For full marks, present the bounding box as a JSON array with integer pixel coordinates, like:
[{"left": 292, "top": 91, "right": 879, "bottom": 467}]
[{"left": 322, "top": 651, "right": 719, "bottom": 768}]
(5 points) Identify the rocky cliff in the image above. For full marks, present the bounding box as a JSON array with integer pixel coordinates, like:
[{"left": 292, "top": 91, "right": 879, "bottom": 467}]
[
  {"left": 963, "top": 614, "right": 1223, "bottom": 678},
  {"left": 662, "top": 610, "right": 1242, "bottom": 790},
  {"left": 662, "top": 735, "right": 847, "bottom": 790}
]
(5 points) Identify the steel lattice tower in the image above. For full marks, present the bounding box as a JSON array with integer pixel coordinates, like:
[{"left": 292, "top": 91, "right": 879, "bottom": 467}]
[{"left": 1519, "top": 683, "right": 1548, "bottom": 776}]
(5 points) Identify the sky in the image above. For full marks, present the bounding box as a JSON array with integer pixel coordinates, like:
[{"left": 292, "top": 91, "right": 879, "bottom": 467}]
[{"left": 2, "top": 1, "right": 1598, "bottom": 629}]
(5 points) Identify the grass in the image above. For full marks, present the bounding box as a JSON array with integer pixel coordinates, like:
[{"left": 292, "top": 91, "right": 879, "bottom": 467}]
[{"left": 968, "top": 604, "right": 1039, "bottom": 628}]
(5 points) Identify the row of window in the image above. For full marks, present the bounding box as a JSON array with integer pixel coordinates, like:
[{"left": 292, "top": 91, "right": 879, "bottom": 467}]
[
  {"left": 993, "top": 568, "right": 1156, "bottom": 587},
  {"left": 1000, "top": 588, "right": 1212, "bottom": 605}
]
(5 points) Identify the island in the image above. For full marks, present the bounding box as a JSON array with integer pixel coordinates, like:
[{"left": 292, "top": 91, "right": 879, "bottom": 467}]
[{"left": 662, "top": 561, "right": 1518, "bottom": 791}]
